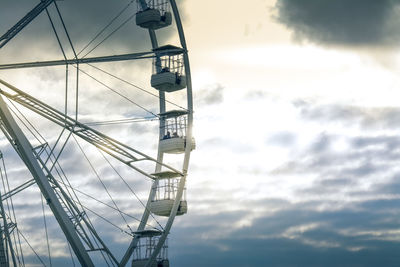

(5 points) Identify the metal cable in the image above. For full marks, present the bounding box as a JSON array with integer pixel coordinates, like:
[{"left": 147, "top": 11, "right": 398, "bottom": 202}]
[
  {"left": 29, "top": 128, "right": 114, "bottom": 266},
  {"left": 0, "top": 160, "right": 20, "bottom": 266},
  {"left": 1, "top": 157, "right": 25, "bottom": 266},
  {"left": 76, "top": 66, "right": 159, "bottom": 118},
  {"left": 70, "top": 198, "right": 134, "bottom": 237},
  {"left": 82, "top": 12, "right": 137, "bottom": 58},
  {"left": 45, "top": 7, "right": 67, "bottom": 61},
  {"left": 6, "top": 101, "right": 73, "bottom": 210},
  {"left": 8, "top": 99, "right": 78, "bottom": 210},
  {"left": 99, "top": 150, "right": 164, "bottom": 231},
  {"left": 7, "top": 100, "right": 46, "bottom": 144},
  {"left": 77, "top": 0, "right": 135, "bottom": 57},
  {"left": 45, "top": 129, "right": 71, "bottom": 172},
  {"left": 16, "top": 228, "right": 46, "bottom": 266},
  {"left": 84, "top": 116, "right": 157, "bottom": 126},
  {"left": 72, "top": 135, "right": 133, "bottom": 232},
  {"left": 67, "top": 243, "right": 76, "bottom": 267},
  {"left": 53, "top": 1, "right": 77, "bottom": 59},
  {"left": 53, "top": 0, "right": 81, "bottom": 122},
  {"left": 39, "top": 147, "right": 114, "bottom": 266},
  {"left": 55, "top": 176, "right": 160, "bottom": 230},
  {"left": 87, "top": 63, "right": 188, "bottom": 111}
]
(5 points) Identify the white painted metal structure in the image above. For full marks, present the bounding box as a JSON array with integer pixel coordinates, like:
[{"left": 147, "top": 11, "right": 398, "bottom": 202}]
[{"left": 0, "top": 0, "right": 193, "bottom": 266}]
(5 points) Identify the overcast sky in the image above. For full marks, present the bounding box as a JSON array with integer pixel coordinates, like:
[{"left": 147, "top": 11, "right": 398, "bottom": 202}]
[{"left": 2, "top": 0, "right": 400, "bottom": 266}]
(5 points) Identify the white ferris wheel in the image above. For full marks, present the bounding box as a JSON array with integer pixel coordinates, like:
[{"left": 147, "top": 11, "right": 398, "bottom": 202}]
[{"left": 0, "top": 0, "right": 194, "bottom": 266}]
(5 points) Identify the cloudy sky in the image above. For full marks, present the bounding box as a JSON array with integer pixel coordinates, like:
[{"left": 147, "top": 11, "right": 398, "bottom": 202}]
[{"left": 2, "top": 0, "right": 400, "bottom": 266}]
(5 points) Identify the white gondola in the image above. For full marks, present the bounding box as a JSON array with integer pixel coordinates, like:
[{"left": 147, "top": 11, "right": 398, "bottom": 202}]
[
  {"left": 149, "top": 199, "right": 187, "bottom": 217},
  {"left": 149, "top": 171, "right": 187, "bottom": 217},
  {"left": 132, "top": 230, "right": 169, "bottom": 267},
  {"left": 136, "top": 0, "right": 172, "bottom": 30},
  {"left": 159, "top": 110, "right": 195, "bottom": 154},
  {"left": 151, "top": 45, "right": 186, "bottom": 92}
]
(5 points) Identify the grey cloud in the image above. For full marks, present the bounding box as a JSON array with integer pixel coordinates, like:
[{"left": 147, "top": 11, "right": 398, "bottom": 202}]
[
  {"left": 172, "top": 200, "right": 400, "bottom": 267},
  {"left": 194, "top": 84, "right": 224, "bottom": 107},
  {"left": 244, "top": 90, "right": 267, "bottom": 100},
  {"left": 309, "top": 132, "right": 331, "bottom": 153},
  {"left": 198, "top": 136, "right": 255, "bottom": 155},
  {"left": 299, "top": 178, "right": 355, "bottom": 196},
  {"left": 267, "top": 131, "right": 296, "bottom": 147},
  {"left": 272, "top": 130, "right": 400, "bottom": 200},
  {"left": 274, "top": 0, "right": 400, "bottom": 48},
  {"left": 296, "top": 101, "right": 400, "bottom": 130},
  {"left": 369, "top": 172, "right": 400, "bottom": 195},
  {"left": 173, "top": 103, "right": 400, "bottom": 266}
]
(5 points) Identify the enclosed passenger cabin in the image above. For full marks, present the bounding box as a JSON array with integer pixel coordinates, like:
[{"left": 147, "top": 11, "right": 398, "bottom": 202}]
[
  {"left": 132, "top": 230, "right": 169, "bottom": 267},
  {"left": 136, "top": 0, "right": 172, "bottom": 30},
  {"left": 159, "top": 110, "right": 195, "bottom": 154},
  {"left": 151, "top": 45, "right": 186, "bottom": 92},
  {"left": 149, "top": 171, "right": 187, "bottom": 217}
]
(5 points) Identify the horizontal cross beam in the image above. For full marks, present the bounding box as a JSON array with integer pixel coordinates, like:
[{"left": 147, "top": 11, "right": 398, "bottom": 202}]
[{"left": 0, "top": 51, "right": 156, "bottom": 70}]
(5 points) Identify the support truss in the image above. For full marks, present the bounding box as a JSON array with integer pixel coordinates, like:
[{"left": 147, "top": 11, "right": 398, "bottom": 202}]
[
  {"left": 0, "top": 95, "right": 95, "bottom": 266},
  {"left": 0, "top": 79, "right": 182, "bottom": 179}
]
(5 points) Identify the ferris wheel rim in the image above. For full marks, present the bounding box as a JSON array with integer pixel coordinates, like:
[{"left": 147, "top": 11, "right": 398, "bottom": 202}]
[{"left": 123, "top": 0, "right": 194, "bottom": 265}]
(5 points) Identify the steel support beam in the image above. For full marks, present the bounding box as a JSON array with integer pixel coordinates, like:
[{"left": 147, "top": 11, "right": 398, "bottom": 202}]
[
  {"left": 0, "top": 48, "right": 184, "bottom": 70},
  {"left": 0, "top": 96, "right": 94, "bottom": 267},
  {"left": 0, "top": 51, "right": 156, "bottom": 70},
  {"left": 0, "top": 0, "right": 54, "bottom": 49}
]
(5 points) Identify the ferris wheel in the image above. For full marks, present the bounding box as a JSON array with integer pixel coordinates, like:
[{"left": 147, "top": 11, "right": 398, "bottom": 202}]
[{"left": 0, "top": 0, "right": 194, "bottom": 266}]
